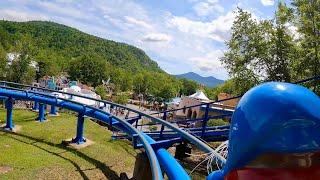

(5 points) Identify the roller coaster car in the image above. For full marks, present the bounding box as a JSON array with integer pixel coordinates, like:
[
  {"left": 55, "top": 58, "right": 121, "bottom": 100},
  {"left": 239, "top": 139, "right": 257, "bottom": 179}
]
[{"left": 208, "top": 82, "right": 320, "bottom": 180}]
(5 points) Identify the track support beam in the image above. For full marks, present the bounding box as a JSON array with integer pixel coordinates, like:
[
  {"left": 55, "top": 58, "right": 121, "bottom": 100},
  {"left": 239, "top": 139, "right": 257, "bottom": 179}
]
[
  {"left": 49, "top": 105, "right": 58, "bottom": 116},
  {"left": 5, "top": 97, "right": 14, "bottom": 130},
  {"left": 72, "top": 112, "right": 86, "bottom": 144},
  {"left": 32, "top": 101, "right": 39, "bottom": 111},
  {"left": 36, "top": 103, "right": 46, "bottom": 122},
  {"left": 201, "top": 104, "right": 210, "bottom": 138},
  {"left": 174, "top": 142, "right": 191, "bottom": 160}
]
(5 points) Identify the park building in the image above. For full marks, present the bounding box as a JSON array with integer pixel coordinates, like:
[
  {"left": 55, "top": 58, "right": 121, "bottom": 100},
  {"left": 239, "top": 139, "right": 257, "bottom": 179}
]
[{"left": 168, "top": 90, "right": 239, "bottom": 127}]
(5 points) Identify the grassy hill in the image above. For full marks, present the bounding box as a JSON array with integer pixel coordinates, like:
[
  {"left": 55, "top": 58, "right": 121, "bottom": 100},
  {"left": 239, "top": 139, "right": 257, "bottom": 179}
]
[
  {"left": 0, "top": 20, "right": 161, "bottom": 73},
  {"left": 0, "top": 109, "right": 137, "bottom": 179}
]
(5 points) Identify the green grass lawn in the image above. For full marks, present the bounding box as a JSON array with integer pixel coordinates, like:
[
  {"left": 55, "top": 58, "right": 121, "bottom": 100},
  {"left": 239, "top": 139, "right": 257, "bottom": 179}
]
[{"left": 0, "top": 109, "right": 138, "bottom": 180}]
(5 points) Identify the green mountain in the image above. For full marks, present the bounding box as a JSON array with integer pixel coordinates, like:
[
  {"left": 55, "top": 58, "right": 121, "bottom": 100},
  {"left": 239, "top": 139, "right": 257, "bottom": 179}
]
[
  {"left": 175, "top": 72, "right": 224, "bottom": 87},
  {"left": 0, "top": 20, "right": 201, "bottom": 101},
  {"left": 0, "top": 20, "right": 161, "bottom": 73}
]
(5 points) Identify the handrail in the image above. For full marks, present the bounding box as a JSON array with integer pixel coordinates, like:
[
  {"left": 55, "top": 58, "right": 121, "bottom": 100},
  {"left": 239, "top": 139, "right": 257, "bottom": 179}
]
[
  {"left": 150, "top": 95, "right": 241, "bottom": 115},
  {"left": 293, "top": 75, "right": 320, "bottom": 84}
]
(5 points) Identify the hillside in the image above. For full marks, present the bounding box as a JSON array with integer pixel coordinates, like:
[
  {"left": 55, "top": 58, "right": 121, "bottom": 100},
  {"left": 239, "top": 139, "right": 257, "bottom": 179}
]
[
  {"left": 0, "top": 20, "right": 161, "bottom": 73},
  {"left": 175, "top": 72, "right": 224, "bottom": 87},
  {"left": 0, "top": 20, "right": 202, "bottom": 101}
]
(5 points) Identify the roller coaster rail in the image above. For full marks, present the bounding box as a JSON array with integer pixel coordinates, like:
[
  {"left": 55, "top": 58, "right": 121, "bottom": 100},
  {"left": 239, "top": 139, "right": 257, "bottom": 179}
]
[{"left": 0, "top": 81, "right": 225, "bottom": 180}]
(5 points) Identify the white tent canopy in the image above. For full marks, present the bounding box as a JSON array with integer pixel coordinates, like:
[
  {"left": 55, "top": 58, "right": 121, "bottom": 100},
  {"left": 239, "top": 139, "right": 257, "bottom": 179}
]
[
  {"left": 189, "top": 90, "right": 210, "bottom": 101},
  {"left": 52, "top": 86, "right": 102, "bottom": 107}
]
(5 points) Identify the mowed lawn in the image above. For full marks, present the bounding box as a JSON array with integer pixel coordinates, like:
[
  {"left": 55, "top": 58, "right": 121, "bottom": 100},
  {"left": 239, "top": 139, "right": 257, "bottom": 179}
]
[{"left": 0, "top": 109, "right": 138, "bottom": 180}]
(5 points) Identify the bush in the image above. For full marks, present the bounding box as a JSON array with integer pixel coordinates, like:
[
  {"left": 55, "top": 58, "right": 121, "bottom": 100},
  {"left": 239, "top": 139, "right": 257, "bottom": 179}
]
[
  {"left": 207, "top": 119, "right": 229, "bottom": 126},
  {"left": 149, "top": 125, "right": 157, "bottom": 132},
  {"left": 113, "top": 94, "right": 129, "bottom": 105},
  {"left": 95, "top": 85, "right": 107, "bottom": 100}
]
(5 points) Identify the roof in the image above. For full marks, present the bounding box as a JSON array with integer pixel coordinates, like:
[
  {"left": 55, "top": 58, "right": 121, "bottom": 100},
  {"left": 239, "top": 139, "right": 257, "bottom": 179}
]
[
  {"left": 70, "top": 85, "right": 81, "bottom": 93},
  {"left": 54, "top": 87, "right": 100, "bottom": 106},
  {"left": 189, "top": 90, "right": 210, "bottom": 101},
  {"left": 166, "top": 97, "right": 181, "bottom": 105}
]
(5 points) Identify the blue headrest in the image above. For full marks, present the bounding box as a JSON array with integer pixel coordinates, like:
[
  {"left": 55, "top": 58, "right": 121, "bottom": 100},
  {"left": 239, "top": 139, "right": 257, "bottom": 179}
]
[{"left": 222, "top": 82, "right": 320, "bottom": 175}]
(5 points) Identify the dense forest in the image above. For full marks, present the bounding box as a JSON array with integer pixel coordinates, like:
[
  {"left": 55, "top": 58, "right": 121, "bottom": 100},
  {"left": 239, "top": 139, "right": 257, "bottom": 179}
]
[
  {"left": 0, "top": 20, "right": 200, "bottom": 102},
  {"left": 0, "top": 20, "right": 162, "bottom": 73}
]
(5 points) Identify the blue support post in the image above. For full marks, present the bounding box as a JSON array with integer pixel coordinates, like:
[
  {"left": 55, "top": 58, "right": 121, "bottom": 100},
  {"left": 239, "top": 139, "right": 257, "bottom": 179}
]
[
  {"left": 159, "top": 112, "right": 167, "bottom": 139},
  {"left": 33, "top": 101, "right": 39, "bottom": 111},
  {"left": 201, "top": 104, "right": 210, "bottom": 138},
  {"left": 36, "top": 103, "right": 46, "bottom": 122},
  {"left": 5, "top": 97, "right": 14, "bottom": 130},
  {"left": 72, "top": 112, "right": 86, "bottom": 144},
  {"left": 49, "top": 105, "right": 58, "bottom": 116},
  {"left": 132, "top": 134, "right": 139, "bottom": 148},
  {"left": 109, "top": 116, "right": 113, "bottom": 130},
  {"left": 135, "top": 115, "right": 141, "bottom": 128}
]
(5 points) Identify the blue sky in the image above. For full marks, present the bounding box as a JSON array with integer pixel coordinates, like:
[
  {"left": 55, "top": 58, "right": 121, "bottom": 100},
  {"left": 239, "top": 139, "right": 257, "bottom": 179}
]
[{"left": 0, "top": 0, "right": 288, "bottom": 79}]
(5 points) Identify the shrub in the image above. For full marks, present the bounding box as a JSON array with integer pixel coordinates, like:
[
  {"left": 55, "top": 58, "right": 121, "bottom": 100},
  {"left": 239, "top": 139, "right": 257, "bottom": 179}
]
[
  {"left": 95, "top": 85, "right": 107, "bottom": 100},
  {"left": 207, "top": 118, "right": 229, "bottom": 126},
  {"left": 113, "top": 94, "right": 129, "bottom": 105},
  {"left": 149, "top": 125, "right": 158, "bottom": 132}
]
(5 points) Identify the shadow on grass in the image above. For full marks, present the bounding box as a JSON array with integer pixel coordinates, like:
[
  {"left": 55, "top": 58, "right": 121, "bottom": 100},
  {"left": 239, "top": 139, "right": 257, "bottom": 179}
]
[
  {"left": 2, "top": 130, "right": 121, "bottom": 180},
  {"left": 16, "top": 117, "right": 38, "bottom": 122},
  {"left": 108, "top": 139, "right": 137, "bottom": 158}
]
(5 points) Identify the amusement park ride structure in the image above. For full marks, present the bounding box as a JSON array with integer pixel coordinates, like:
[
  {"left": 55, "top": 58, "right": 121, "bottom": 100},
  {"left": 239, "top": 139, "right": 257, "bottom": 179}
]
[{"left": 0, "top": 76, "right": 319, "bottom": 180}]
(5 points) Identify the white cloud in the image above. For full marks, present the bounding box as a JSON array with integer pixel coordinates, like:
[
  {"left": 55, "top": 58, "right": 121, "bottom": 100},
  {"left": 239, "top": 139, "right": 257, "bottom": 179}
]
[
  {"left": 188, "top": 50, "right": 228, "bottom": 79},
  {"left": 193, "top": 0, "right": 224, "bottom": 17},
  {"left": 35, "top": 1, "right": 85, "bottom": 19},
  {"left": 124, "top": 16, "right": 153, "bottom": 29},
  {"left": 142, "top": 33, "right": 171, "bottom": 42},
  {"left": 0, "top": 9, "right": 49, "bottom": 21},
  {"left": 168, "top": 10, "right": 236, "bottom": 42},
  {"left": 261, "top": 0, "right": 274, "bottom": 6}
]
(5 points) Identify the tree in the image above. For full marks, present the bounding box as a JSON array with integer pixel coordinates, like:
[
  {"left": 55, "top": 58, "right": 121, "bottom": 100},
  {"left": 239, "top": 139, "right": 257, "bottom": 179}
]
[
  {"left": 149, "top": 73, "right": 180, "bottom": 102},
  {"left": 133, "top": 71, "right": 153, "bottom": 96},
  {"left": 292, "top": 0, "right": 320, "bottom": 91},
  {"left": 221, "top": 6, "right": 297, "bottom": 94},
  {"left": 221, "top": 9, "right": 266, "bottom": 94},
  {"left": 35, "top": 50, "right": 61, "bottom": 78},
  {"left": 7, "top": 35, "right": 36, "bottom": 83},
  {"left": 0, "top": 45, "right": 7, "bottom": 79},
  {"left": 68, "top": 55, "right": 107, "bottom": 87},
  {"left": 205, "top": 79, "right": 236, "bottom": 100},
  {"left": 110, "top": 67, "right": 133, "bottom": 92},
  {"left": 6, "top": 53, "right": 36, "bottom": 84},
  {"left": 179, "top": 78, "right": 198, "bottom": 96},
  {"left": 268, "top": 2, "right": 295, "bottom": 82}
]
